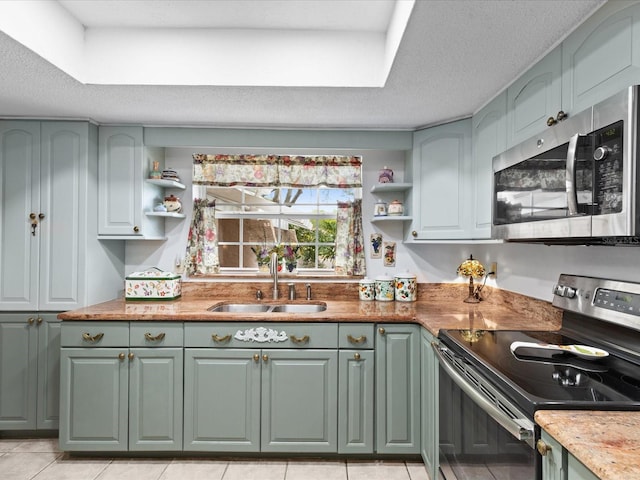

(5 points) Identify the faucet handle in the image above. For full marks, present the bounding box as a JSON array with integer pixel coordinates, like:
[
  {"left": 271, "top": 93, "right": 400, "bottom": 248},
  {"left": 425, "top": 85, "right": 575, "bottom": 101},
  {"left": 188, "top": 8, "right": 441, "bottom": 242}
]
[
  {"left": 256, "top": 289, "right": 263, "bottom": 300},
  {"left": 288, "top": 283, "right": 296, "bottom": 300},
  {"left": 306, "top": 283, "right": 312, "bottom": 300}
]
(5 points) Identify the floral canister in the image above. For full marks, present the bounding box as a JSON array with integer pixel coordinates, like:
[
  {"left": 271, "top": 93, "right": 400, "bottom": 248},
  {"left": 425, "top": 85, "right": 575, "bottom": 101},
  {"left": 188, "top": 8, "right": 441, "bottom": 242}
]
[
  {"left": 125, "top": 268, "right": 182, "bottom": 300},
  {"left": 358, "top": 277, "right": 375, "bottom": 301},
  {"left": 394, "top": 271, "right": 417, "bottom": 302},
  {"left": 375, "top": 275, "right": 395, "bottom": 302},
  {"left": 387, "top": 199, "right": 404, "bottom": 216}
]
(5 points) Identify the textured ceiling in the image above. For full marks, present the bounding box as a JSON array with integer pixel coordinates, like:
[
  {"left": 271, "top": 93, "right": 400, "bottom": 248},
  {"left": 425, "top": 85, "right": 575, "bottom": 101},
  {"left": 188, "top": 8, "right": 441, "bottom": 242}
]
[{"left": 0, "top": 0, "right": 605, "bottom": 130}]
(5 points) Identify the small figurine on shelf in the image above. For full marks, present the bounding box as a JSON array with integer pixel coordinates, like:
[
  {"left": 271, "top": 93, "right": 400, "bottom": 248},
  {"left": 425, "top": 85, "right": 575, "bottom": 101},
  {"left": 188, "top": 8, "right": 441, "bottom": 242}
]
[
  {"left": 149, "top": 161, "right": 162, "bottom": 179},
  {"left": 378, "top": 166, "right": 394, "bottom": 183},
  {"left": 163, "top": 195, "right": 182, "bottom": 213}
]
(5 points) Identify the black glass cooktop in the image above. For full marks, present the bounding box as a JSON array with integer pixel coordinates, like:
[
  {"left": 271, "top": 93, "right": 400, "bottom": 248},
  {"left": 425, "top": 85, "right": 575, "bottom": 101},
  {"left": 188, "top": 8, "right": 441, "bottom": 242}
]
[{"left": 439, "top": 329, "right": 640, "bottom": 416}]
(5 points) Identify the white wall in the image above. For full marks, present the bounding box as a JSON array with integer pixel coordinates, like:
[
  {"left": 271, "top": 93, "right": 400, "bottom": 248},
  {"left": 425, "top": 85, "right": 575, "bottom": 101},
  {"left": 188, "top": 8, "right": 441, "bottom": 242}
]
[{"left": 125, "top": 146, "right": 640, "bottom": 303}]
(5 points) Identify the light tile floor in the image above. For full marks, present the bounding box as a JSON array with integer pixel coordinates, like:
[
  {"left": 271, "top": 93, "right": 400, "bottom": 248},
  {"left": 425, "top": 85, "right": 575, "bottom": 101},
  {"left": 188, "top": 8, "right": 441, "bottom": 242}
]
[{"left": 0, "top": 438, "right": 430, "bottom": 480}]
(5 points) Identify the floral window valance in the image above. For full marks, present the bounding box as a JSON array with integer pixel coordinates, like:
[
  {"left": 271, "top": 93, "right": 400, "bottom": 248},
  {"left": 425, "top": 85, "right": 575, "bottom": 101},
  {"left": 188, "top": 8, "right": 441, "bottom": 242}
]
[{"left": 192, "top": 154, "right": 362, "bottom": 188}]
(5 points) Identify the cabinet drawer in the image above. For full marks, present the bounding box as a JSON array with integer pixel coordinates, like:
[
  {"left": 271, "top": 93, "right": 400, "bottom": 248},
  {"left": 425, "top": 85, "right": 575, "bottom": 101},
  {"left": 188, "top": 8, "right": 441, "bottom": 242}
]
[
  {"left": 130, "top": 322, "right": 183, "bottom": 347},
  {"left": 185, "top": 322, "right": 338, "bottom": 349},
  {"left": 61, "top": 321, "right": 129, "bottom": 347},
  {"left": 339, "top": 323, "right": 375, "bottom": 349}
]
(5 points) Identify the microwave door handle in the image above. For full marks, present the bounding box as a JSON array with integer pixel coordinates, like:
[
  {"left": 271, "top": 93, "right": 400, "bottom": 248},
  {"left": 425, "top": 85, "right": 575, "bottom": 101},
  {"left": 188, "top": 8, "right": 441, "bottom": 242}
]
[{"left": 566, "top": 133, "right": 582, "bottom": 216}]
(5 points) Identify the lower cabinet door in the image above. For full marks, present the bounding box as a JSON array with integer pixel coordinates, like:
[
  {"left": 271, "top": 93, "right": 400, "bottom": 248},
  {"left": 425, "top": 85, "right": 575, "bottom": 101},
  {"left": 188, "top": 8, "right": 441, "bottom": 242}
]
[
  {"left": 37, "top": 315, "right": 60, "bottom": 430},
  {"left": 261, "top": 349, "right": 338, "bottom": 453},
  {"left": 59, "top": 348, "right": 128, "bottom": 451},
  {"left": 375, "top": 324, "right": 421, "bottom": 454},
  {"left": 338, "top": 350, "right": 374, "bottom": 454},
  {"left": 0, "top": 314, "right": 38, "bottom": 430},
  {"left": 129, "top": 348, "right": 183, "bottom": 451},
  {"left": 183, "top": 348, "right": 261, "bottom": 452}
]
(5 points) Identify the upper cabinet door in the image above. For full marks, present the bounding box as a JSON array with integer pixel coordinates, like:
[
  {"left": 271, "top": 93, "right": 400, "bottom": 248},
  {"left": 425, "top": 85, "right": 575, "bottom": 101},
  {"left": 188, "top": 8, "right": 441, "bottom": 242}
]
[
  {"left": 472, "top": 92, "right": 507, "bottom": 239},
  {"left": 410, "top": 119, "right": 472, "bottom": 240},
  {"left": 562, "top": 2, "right": 640, "bottom": 115},
  {"left": 0, "top": 121, "right": 40, "bottom": 310},
  {"left": 98, "top": 126, "right": 144, "bottom": 236},
  {"left": 506, "top": 46, "right": 562, "bottom": 147},
  {"left": 39, "top": 122, "right": 88, "bottom": 310}
]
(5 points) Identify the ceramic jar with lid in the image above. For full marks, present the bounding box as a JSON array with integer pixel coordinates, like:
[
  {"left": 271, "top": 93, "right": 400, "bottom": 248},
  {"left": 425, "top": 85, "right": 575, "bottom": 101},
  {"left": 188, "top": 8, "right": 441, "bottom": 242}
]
[
  {"left": 374, "top": 200, "right": 388, "bottom": 216},
  {"left": 375, "top": 274, "right": 395, "bottom": 301},
  {"left": 378, "top": 166, "right": 394, "bottom": 183},
  {"left": 387, "top": 199, "right": 404, "bottom": 216},
  {"left": 358, "top": 277, "right": 375, "bottom": 301},
  {"left": 394, "top": 271, "right": 417, "bottom": 302},
  {"left": 163, "top": 194, "right": 182, "bottom": 213}
]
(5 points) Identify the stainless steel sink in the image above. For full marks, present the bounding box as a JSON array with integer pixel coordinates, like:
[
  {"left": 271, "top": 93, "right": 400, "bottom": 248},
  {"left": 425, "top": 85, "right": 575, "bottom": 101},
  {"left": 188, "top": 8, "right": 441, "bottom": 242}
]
[
  {"left": 208, "top": 303, "right": 272, "bottom": 313},
  {"left": 270, "top": 303, "right": 327, "bottom": 313},
  {"left": 208, "top": 302, "right": 327, "bottom": 314}
]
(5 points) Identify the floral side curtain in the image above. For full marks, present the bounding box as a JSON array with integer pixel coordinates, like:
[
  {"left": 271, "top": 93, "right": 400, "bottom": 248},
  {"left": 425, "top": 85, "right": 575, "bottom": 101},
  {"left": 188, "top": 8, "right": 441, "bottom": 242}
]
[
  {"left": 335, "top": 199, "right": 366, "bottom": 276},
  {"left": 193, "top": 154, "right": 362, "bottom": 188},
  {"left": 184, "top": 199, "right": 219, "bottom": 275}
]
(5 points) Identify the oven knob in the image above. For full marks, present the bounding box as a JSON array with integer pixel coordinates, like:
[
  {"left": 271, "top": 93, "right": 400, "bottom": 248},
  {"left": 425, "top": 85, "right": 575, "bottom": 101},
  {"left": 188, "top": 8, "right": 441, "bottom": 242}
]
[
  {"left": 564, "top": 287, "right": 576, "bottom": 298},
  {"left": 594, "top": 146, "right": 610, "bottom": 161}
]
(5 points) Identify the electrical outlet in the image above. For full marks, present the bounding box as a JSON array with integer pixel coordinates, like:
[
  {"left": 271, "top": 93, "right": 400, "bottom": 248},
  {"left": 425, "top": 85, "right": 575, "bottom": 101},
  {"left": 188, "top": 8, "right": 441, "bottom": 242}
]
[{"left": 490, "top": 262, "right": 497, "bottom": 279}]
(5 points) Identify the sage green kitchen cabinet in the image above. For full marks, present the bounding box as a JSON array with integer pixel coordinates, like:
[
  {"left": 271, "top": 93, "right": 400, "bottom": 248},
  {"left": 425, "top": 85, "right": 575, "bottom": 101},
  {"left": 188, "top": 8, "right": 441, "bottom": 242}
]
[
  {"left": 471, "top": 91, "right": 507, "bottom": 239},
  {"left": 183, "top": 348, "right": 261, "bottom": 452},
  {"left": 0, "top": 313, "right": 60, "bottom": 430},
  {"left": 562, "top": 1, "right": 640, "bottom": 117},
  {"left": 338, "top": 350, "right": 374, "bottom": 454},
  {"left": 506, "top": 46, "right": 562, "bottom": 148},
  {"left": 420, "top": 328, "right": 439, "bottom": 479},
  {"left": 376, "top": 323, "right": 420, "bottom": 454},
  {"left": 261, "top": 349, "right": 337, "bottom": 453},
  {"left": 59, "top": 321, "right": 184, "bottom": 452},
  {"left": 567, "top": 453, "right": 599, "bottom": 480},
  {"left": 540, "top": 430, "right": 566, "bottom": 480},
  {"left": 98, "top": 125, "right": 166, "bottom": 239},
  {"left": 184, "top": 322, "right": 338, "bottom": 453},
  {"left": 0, "top": 121, "right": 116, "bottom": 311},
  {"left": 409, "top": 119, "right": 473, "bottom": 240},
  {"left": 338, "top": 323, "right": 375, "bottom": 454}
]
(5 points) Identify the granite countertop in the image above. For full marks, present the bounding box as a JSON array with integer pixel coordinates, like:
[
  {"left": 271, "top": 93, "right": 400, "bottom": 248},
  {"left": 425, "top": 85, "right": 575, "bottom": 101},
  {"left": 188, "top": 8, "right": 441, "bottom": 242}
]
[
  {"left": 57, "top": 282, "right": 562, "bottom": 336},
  {"left": 536, "top": 410, "right": 640, "bottom": 480}
]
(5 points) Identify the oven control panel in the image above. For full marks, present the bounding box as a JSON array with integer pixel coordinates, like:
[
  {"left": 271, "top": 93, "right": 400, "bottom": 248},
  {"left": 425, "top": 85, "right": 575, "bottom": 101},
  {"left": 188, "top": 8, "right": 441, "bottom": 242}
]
[
  {"left": 594, "top": 288, "right": 640, "bottom": 316},
  {"left": 553, "top": 274, "right": 640, "bottom": 331}
]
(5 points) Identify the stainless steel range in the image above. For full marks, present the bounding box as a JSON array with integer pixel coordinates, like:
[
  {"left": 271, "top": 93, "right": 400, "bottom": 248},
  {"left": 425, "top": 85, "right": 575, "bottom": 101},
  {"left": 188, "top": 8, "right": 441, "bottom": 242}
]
[{"left": 434, "top": 274, "right": 640, "bottom": 480}]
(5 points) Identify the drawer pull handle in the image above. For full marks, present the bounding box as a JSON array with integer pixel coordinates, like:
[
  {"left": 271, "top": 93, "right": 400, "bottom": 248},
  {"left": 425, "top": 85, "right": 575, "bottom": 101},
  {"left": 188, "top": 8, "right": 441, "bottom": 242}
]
[
  {"left": 290, "top": 334, "right": 310, "bottom": 345},
  {"left": 144, "top": 332, "right": 166, "bottom": 342},
  {"left": 354, "top": 353, "right": 361, "bottom": 360},
  {"left": 347, "top": 334, "right": 366, "bottom": 344},
  {"left": 212, "top": 334, "right": 232, "bottom": 343},
  {"left": 82, "top": 332, "right": 104, "bottom": 343},
  {"left": 378, "top": 327, "right": 386, "bottom": 335}
]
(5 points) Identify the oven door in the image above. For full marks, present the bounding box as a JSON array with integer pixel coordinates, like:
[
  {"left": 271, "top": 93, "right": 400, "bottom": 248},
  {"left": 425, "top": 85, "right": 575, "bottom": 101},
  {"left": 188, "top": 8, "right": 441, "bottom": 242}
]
[{"left": 433, "top": 343, "right": 540, "bottom": 480}]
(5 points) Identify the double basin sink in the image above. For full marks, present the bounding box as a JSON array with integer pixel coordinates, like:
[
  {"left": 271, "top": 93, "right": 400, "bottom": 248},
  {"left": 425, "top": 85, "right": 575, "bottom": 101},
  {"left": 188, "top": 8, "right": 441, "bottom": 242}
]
[{"left": 208, "top": 302, "right": 327, "bottom": 314}]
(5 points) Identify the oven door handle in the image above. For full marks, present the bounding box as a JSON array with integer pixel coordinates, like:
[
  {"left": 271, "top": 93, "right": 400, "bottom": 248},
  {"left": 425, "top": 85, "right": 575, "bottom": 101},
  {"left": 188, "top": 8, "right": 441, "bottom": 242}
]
[{"left": 432, "top": 343, "right": 535, "bottom": 448}]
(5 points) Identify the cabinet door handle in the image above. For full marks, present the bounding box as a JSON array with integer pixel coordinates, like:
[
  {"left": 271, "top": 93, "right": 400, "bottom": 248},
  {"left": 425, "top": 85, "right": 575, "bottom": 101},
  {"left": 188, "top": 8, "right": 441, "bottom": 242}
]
[
  {"left": 118, "top": 353, "right": 125, "bottom": 361},
  {"left": 27, "top": 317, "right": 35, "bottom": 325},
  {"left": 253, "top": 353, "right": 260, "bottom": 363},
  {"left": 536, "top": 439, "right": 552, "bottom": 456},
  {"left": 289, "top": 334, "right": 310, "bottom": 345},
  {"left": 37, "top": 317, "right": 43, "bottom": 324},
  {"left": 82, "top": 332, "right": 104, "bottom": 343},
  {"left": 378, "top": 327, "right": 386, "bottom": 335},
  {"left": 128, "top": 353, "right": 134, "bottom": 361},
  {"left": 133, "top": 226, "right": 140, "bottom": 233},
  {"left": 347, "top": 334, "right": 366, "bottom": 344},
  {"left": 212, "top": 334, "right": 231, "bottom": 343},
  {"left": 354, "top": 353, "right": 361, "bottom": 360},
  {"left": 262, "top": 354, "right": 269, "bottom": 362},
  {"left": 411, "top": 230, "right": 417, "bottom": 237},
  {"left": 144, "top": 332, "right": 166, "bottom": 342}
]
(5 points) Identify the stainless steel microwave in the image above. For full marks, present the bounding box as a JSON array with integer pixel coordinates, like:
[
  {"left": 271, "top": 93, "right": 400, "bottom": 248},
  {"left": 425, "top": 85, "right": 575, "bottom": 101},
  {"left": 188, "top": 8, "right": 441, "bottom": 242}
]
[{"left": 492, "top": 85, "right": 640, "bottom": 245}]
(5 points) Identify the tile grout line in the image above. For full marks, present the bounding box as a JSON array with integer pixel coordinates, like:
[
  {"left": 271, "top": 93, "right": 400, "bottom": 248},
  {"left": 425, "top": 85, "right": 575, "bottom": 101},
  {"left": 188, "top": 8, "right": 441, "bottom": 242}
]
[{"left": 27, "top": 452, "right": 64, "bottom": 480}]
